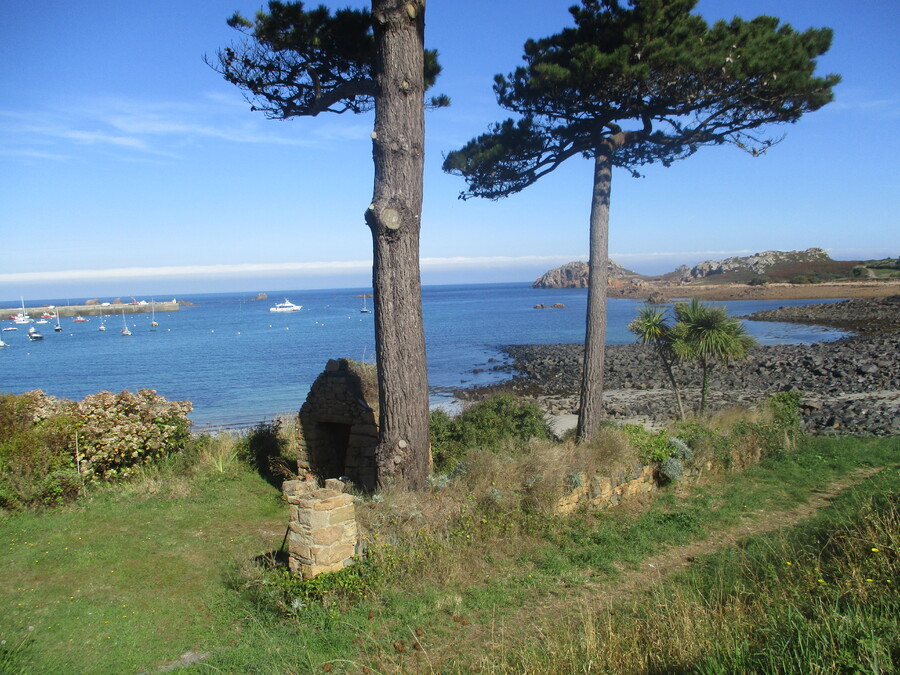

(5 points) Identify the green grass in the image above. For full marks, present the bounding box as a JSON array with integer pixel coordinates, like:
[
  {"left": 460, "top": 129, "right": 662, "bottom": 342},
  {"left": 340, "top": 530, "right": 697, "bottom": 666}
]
[
  {"left": 0, "top": 433, "right": 897, "bottom": 673},
  {"left": 474, "top": 457, "right": 900, "bottom": 674},
  {"left": 0, "top": 463, "right": 285, "bottom": 673}
]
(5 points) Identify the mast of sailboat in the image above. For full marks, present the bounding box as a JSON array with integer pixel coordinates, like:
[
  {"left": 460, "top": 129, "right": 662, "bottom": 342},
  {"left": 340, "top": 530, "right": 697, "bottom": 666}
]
[{"left": 121, "top": 309, "right": 131, "bottom": 336}]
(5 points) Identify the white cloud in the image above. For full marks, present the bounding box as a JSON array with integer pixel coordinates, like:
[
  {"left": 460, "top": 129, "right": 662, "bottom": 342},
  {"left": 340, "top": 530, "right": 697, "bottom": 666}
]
[
  {"left": 0, "top": 93, "right": 361, "bottom": 163},
  {"left": 0, "top": 255, "right": 582, "bottom": 286}
]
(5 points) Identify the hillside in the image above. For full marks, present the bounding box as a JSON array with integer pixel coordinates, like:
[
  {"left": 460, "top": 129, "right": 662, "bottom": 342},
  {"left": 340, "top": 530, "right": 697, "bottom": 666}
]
[{"left": 533, "top": 250, "right": 900, "bottom": 298}]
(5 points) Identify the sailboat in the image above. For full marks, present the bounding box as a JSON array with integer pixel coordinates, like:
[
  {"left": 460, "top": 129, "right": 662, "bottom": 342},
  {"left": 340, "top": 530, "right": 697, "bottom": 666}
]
[
  {"left": 13, "top": 297, "right": 33, "bottom": 324},
  {"left": 360, "top": 294, "right": 372, "bottom": 314},
  {"left": 120, "top": 310, "right": 132, "bottom": 336},
  {"left": 54, "top": 311, "right": 62, "bottom": 332},
  {"left": 98, "top": 309, "right": 106, "bottom": 331},
  {"left": 150, "top": 299, "right": 158, "bottom": 330}
]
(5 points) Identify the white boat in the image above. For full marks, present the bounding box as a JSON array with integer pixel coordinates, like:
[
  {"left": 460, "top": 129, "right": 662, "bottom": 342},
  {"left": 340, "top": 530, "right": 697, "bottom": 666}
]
[
  {"left": 150, "top": 300, "right": 158, "bottom": 329},
  {"left": 27, "top": 326, "right": 43, "bottom": 341},
  {"left": 12, "top": 297, "right": 33, "bottom": 324},
  {"left": 2, "top": 326, "right": 18, "bottom": 332},
  {"left": 360, "top": 295, "right": 372, "bottom": 314},
  {"left": 54, "top": 311, "right": 62, "bottom": 332},
  {"left": 0, "top": 337, "right": 7, "bottom": 347},
  {"left": 269, "top": 299, "right": 302, "bottom": 313},
  {"left": 98, "top": 310, "right": 106, "bottom": 331},
  {"left": 120, "top": 310, "right": 132, "bottom": 336}
]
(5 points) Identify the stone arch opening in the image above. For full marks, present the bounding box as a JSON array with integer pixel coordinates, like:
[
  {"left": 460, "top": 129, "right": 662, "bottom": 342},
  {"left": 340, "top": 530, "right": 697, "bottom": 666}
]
[
  {"left": 296, "top": 359, "right": 379, "bottom": 491},
  {"left": 312, "top": 421, "right": 351, "bottom": 479}
]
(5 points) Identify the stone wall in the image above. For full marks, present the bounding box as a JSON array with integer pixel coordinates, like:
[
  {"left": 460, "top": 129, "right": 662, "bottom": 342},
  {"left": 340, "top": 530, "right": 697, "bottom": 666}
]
[
  {"left": 286, "top": 484, "right": 358, "bottom": 579},
  {"left": 554, "top": 461, "right": 710, "bottom": 515},
  {"left": 296, "top": 359, "right": 379, "bottom": 490}
]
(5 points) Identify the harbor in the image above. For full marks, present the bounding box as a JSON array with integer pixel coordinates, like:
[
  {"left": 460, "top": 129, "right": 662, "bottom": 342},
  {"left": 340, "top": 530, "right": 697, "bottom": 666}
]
[{"left": 2, "top": 300, "right": 181, "bottom": 319}]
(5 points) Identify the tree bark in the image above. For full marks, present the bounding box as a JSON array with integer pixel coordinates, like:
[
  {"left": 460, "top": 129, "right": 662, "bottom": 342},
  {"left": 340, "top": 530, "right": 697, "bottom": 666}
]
[
  {"left": 365, "top": 0, "right": 430, "bottom": 489},
  {"left": 658, "top": 348, "right": 687, "bottom": 421},
  {"left": 576, "top": 150, "right": 612, "bottom": 443}
]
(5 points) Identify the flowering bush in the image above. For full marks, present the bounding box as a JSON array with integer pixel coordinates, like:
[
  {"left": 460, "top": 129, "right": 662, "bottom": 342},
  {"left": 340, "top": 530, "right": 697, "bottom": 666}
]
[
  {"left": 1, "top": 389, "right": 192, "bottom": 507},
  {"left": 71, "top": 389, "right": 192, "bottom": 479}
]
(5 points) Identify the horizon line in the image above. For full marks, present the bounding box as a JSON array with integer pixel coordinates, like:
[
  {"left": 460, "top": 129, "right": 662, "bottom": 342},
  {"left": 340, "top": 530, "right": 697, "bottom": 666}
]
[{"left": 0, "top": 247, "right": 889, "bottom": 287}]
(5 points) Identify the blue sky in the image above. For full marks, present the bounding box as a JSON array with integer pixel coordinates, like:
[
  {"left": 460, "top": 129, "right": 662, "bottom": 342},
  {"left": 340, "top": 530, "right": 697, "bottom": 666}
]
[{"left": 1, "top": 0, "right": 897, "bottom": 300}]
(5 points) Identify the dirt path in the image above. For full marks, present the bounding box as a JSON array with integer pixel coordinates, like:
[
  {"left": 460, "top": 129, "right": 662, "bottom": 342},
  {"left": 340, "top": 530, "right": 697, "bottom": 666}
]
[
  {"left": 417, "top": 467, "right": 883, "bottom": 672},
  {"left": 583, "top": 466, "right": 882, "bottom": 611}
]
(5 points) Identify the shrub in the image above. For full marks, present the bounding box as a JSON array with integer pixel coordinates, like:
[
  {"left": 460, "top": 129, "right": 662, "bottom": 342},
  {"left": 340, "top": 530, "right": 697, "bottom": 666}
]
[
  {"left": 668, "top": 436, "right": 694, "bottom": 463},
  {"left": 238, "top": 420, "right": 294, "bottom": 485},
  {"left": 71, "top": 389, "right": 192, "bottom": 480},
  {"left": 659, "top": 456, "right": 685, "bottom": 484},
  {"left": 0, "top": 393, "right": 76, "bottom": 508},
  {"left": 768, "top": 390, "right": 802, "bottom": 440},
  {"left": 621, "top": 424, "right": 671, "bottom": 463},
  {"left": 430, "top": 395, "right": 551, "bottom": 472},
  {"left": 0, "top": 389, "right": 192, "bottom": 508}
]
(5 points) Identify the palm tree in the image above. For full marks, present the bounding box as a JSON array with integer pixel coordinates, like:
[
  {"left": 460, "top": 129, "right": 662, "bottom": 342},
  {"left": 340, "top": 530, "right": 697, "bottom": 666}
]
[
  {"left": 673, "top": 299, "right": 757, "bottom": 414},
  {"left": 628, "top": 304, "right": 686, "bottom": 421}
]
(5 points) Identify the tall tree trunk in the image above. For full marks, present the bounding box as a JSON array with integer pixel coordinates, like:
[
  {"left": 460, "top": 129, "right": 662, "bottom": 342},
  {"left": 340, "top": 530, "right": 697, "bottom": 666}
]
[
  {"left": 365, "top": 0, "right": 430, "bottom": 489},
  {"left": 576, "top": 150, "right": 612, "bottom": 443}
]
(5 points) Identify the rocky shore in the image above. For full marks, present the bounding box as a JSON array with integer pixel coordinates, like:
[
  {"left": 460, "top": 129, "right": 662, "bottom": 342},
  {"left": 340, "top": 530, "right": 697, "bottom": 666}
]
[
  {"left": 742, "top": 295, "right": 900, "bottom": 333},
  {"left": 460, "top": 297, "right": 900, "bottom": 437}
]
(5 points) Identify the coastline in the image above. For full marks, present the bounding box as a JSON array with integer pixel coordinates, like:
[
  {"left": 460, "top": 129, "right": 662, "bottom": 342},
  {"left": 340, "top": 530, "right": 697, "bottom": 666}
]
[
  {"left": 609, "top": 279, "right": 900, "bottom": 302},
  {"left": 458, "top": 296, "right": 900, "bottom": 437}
]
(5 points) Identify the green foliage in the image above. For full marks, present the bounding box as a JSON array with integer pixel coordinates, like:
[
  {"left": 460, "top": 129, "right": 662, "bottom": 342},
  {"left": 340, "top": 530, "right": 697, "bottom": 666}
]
[
  {"left": 212, "top": 1, "right": 445, "bottom": 120},
  {"left": 769, "top": 390, "right": 802, "bottom": 437},
  {"left": 430, "top": 395, "right": 551, "bottom": 472},
  {"left": 628, "top": 303, "right": 686, "bottom": 419},
  {"left": 444, "top": 0, "right": 839, "bottom": 198},
  {"left": 71, "top": 390, "right": 192, "bottom": 480},
  {"left": 659, "top": 456, "right": 685, "bottom": 483},
  {"left": 238, "top": 420, "right": 293, "bottom": 486},
  {"left": 0, "top": 393, "right": 77, "bottom": 508},
  {"left": 622, "top": 424, "right": 672, "bottom": 462},
  {"left": 234, "top": 553, "right": 379, "bottom": 618},
  {"left": 673, "top": 298, "right": 758, "bottom": 413},
  {"left": 748, "top": 275, "right": 769, "bottom": 286},
  {"left": 0, "top": 389, "right": 192, "bottom": 509}
]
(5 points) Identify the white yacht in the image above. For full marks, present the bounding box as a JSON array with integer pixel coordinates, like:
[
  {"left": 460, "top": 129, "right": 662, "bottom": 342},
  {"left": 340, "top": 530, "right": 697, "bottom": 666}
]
[{"left": 269, "top": 299, "right": 302, "bottom": 313}]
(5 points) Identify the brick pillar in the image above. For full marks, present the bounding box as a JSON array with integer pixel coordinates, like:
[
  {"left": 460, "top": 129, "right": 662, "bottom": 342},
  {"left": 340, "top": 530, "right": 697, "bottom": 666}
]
[{"left": 287, "top": 488, "right": 358, "bottom": 579}]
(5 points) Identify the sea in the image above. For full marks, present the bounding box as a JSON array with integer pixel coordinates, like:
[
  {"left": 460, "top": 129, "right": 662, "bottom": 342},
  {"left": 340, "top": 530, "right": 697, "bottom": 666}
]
[{"left": 0, "top": 283, "right": 848, "bottom": 429}]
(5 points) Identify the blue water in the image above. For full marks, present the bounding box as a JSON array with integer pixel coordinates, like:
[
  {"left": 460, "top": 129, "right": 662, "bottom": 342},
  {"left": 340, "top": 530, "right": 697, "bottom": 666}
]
[{"left": 0, "top": 283, "right": 847, "bottom": 428}]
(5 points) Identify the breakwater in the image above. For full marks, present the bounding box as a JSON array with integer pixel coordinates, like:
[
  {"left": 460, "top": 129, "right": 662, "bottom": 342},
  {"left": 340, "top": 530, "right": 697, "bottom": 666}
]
[{"left": 2, "top": 302, "right": 180, "bottom": 319}]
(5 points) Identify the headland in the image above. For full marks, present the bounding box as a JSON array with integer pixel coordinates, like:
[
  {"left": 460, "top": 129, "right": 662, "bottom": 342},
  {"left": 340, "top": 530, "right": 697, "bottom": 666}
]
[{"left": 533, "top": 249, "right": 900, "bottom": 302}]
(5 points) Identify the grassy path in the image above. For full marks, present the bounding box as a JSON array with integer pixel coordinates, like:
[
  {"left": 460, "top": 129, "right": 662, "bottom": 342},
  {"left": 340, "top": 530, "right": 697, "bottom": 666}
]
[
  {"left": 407, "top": 469, "right": 883, "bottom": 672},
  {"left": 1, "top": 436, "right": 897, "bottom": 673}
]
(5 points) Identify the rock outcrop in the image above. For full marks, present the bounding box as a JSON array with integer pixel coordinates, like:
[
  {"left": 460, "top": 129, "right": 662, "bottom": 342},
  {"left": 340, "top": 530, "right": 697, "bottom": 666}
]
[
  {"left": 532, "top": 260, "right": 642, "bottom": 289},
  {"left": 689, "top": 248, "right": 830, "bottom": 280}
]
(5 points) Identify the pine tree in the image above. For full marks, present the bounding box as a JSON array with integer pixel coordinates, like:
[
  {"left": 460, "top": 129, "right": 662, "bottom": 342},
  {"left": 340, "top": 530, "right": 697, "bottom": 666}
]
[
  {"left": 443, "top": 0, "right": 838, "bottom": 442},
  {"left": 210, "top": 1, "right": 447, "bottom": 488}
]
